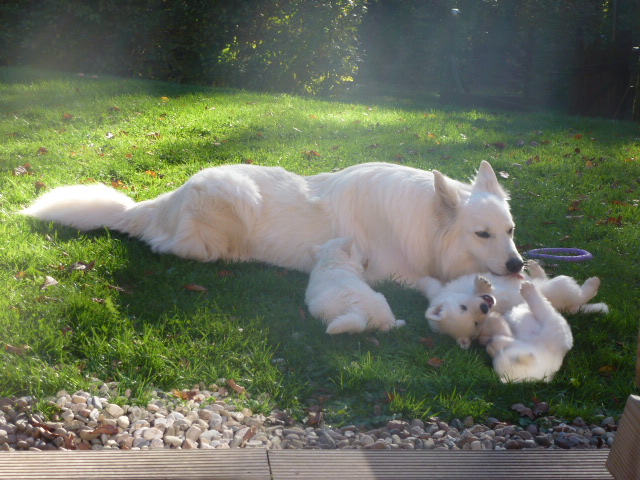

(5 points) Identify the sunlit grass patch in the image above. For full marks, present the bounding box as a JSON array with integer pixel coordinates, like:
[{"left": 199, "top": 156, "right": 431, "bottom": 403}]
[{"left": 1, "top": 67, "right": 639, "bottom": 427}]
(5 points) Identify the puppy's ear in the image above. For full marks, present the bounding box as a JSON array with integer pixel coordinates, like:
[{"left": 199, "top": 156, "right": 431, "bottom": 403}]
[
  {"left": 417, "top": 276, "right": 443, "bottom": 299},
  {"left": 472, "top": 160, "right": 507, "bottom": 199},
  {"left": 426, "top": 304, "right": 445, "bottom": 321},
  {"left": 341, "top": 237, "right": 355, "bottom": 255},
  {"left": 474, "top": 275, "right": 493, "bottom": 294},
  {"left": 433, "top": 170, "right": 460, "bottom": 221}
]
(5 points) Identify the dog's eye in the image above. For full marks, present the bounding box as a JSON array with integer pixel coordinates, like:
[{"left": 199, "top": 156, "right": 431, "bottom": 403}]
[
  {"left": 507, "top": 227, "right": 514, "bottom": 236},
  {"left": 460, "top": 305, "right": 467, "bottom": 311},
  {"left": 475, "top": 231, "right": 491, "bottom": 239}
]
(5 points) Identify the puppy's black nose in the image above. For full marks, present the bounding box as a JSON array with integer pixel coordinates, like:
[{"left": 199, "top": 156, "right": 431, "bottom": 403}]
[
  {"left": 480, "top": 303, "right": 489, "bottom": 314},
  {"left": 506, "top": 257, "right": 524, "bottom": 273}
]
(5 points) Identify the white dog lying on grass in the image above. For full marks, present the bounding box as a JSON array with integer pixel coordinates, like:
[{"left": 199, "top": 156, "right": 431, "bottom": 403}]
[
  {"left": 305, "top": 237, "right": 405, "bottom": 334},
  {"left": 484, "top": 281, "right": 574, "bottom": 383},
  {"left": 417, "top": 260, "right": 607, "bottom": 348}
]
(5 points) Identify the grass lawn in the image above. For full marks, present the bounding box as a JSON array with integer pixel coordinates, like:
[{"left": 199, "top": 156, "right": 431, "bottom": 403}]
[{"left": 1, "top": 67, "right": 639, "bottom": 427}]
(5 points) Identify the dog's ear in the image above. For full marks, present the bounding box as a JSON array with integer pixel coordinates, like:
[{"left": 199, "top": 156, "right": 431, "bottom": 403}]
[
  {"left": 472, "top": 161, "right": 507, "bottom": 198},
  {"left": 433, "top": 170, "right": 460, "bottom": 221},
  {"left": 473, "top": 275, "right": 493, "bottom": 294},
  {"left": 426, "top": 304, "right": 445, "bottom": 321},
  {"left": 417, "top": 276, "right": 443, "bottom": 299}
]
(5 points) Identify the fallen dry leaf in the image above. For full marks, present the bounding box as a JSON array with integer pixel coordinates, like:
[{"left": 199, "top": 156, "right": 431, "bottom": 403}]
[
  {"left": 40, "top": 276, "right": 59, "bottom": 290},
  {"left": 599, "top": 365, "right": 616, "bottom": 377},
  {"left": 228, "top": 379, "right": 246, "bottom": 395},
  {"left": 69, "top": 260, "right": 95, "bottom": 272},
  {"left": 184, "top": 283, "right": 208, "bottom": 292},
  {"left": 596, "top": 216, "right": 623, "bottom": 227},
  {"left": 5, "top": 344, "right": 32, "bottom": 355},
  {"left": 366, "top": 337, "right": 380, "bottom": 347},
  {"left": 427, "top": 357, "right": 444, "bottom": 368},
  {"left": 172, "top": 389, "right": 199, "bottom": 400},
  {"left": 305, "top": 406, "right": 324, "bottom": 427},
  {"left": 418, "top": 337, "right": 436, "bottom": 348},
  {"left": 12, "top": 163, "right": 33, "bottom": 176},
  {"left": 91, "top": 424, "right": 119, "bottom": 436},
  {"left": 303, "top": 150, "right": 321, "bottom": 157}
]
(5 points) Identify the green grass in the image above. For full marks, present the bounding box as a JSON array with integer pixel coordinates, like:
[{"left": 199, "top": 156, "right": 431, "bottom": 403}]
[{"left": 1, "top": 66, "right": 639, "bottom": 427}]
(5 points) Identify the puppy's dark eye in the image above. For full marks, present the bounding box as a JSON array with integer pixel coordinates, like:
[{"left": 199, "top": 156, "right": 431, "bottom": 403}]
[
  {"left": 507, "top": 227, "right": 514, "bottom": 236},
  {"left": 475, "top": 231, "right": 491, "bottom": 239},
  {"left": 460, "top": 305, "right": 467, "bottom": 311}
]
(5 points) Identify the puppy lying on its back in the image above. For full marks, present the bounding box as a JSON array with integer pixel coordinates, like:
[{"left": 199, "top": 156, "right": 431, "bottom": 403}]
[
  {"left": 485, "top": 282, "right": 574, "bottom": 383},
  {"left": 305, "top": 237, "right": 405, "bottom": 334}
]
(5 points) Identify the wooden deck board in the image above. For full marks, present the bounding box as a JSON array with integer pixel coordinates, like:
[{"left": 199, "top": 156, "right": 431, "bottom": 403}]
[
  {"left": 0, "top": 449, "right": 612, "bottom": 480},
  {"left": 0, "top": 449, "right": 271, "bottom": 480},
  {"left": 268, "top": 450, "right": 613, "bottom": 480}
]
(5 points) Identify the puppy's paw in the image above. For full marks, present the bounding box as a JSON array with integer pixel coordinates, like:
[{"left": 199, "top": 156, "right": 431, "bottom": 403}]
[
  {"left": 581, "top": 277, "right": 601, "bottom": 298},
  {"left": 326, "top": 313, "right": 367, "bottom": 334},
  {"left": 457, "top": 337, "right": 472, "bottom": 349},
  {"left": 474, "top": 275, "right": 493, "bottom": 294},
  {"left": 394, "top": 319, "right": 406, "bottom": 329},
  {"left": 519, "top": 281, "right": 535, "bottom": 298},
  {"left": 526, "top": 260, "right": 546, "bottom": 279}
]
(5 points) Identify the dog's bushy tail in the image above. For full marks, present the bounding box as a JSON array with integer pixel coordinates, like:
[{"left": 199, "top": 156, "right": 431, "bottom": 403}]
[{"left": 20, "top": 184, "right": 136, "bottom": 231}]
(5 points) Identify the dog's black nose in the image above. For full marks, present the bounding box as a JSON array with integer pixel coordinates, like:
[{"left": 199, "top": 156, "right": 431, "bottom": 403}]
[
  {"left": 480, "top": 303, "right": 489, "bottom": 314},
  {"left": 506, "top": 257, "right": 524, "bottom": 273}
]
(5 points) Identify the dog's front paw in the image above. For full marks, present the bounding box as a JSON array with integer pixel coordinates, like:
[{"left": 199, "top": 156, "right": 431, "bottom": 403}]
[{"left": 394, "top": 319, "right": 406, "bottom": 329}]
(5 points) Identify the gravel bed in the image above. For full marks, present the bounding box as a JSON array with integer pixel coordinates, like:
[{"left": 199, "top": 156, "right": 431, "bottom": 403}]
[{"left": 0, "top": 382, "right": 617, "bottom": 452}]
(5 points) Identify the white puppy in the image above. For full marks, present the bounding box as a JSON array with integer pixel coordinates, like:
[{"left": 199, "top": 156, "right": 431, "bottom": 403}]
[
  {"left": 305, "top": 238, "right": 405, "bottom": 334},
  {"left": 486, "top": 282, "right": 574, "bottom": 383},
  {"left": 417, "top": 260, "right": 606, "bottom": 347},
  {"left": 418, "top": 276, "right": 496, "bottom": 349}
]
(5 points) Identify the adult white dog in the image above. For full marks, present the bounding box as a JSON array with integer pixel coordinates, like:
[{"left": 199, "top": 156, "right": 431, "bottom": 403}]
[{"left": 20, "top": 161, "right": 523, "bottom": 284}]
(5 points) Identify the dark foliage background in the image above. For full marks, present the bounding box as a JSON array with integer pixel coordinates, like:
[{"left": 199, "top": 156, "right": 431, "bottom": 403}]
[{"left": 1, "top": 0, "right": 639, "bottom": 107}]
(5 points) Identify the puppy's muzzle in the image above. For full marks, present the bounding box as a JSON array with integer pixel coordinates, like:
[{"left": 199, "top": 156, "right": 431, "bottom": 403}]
[{"left": 479, "top": 294, "right": 496, "bottom": 314}]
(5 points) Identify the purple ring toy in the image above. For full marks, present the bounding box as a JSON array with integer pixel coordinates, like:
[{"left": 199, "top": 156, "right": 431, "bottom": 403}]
[{"left": 525, "top": 248, "right": 593, "bottom": 262}]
